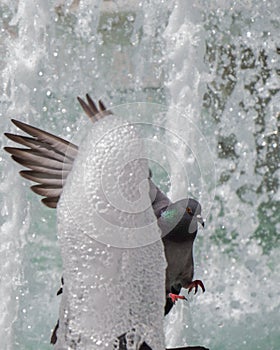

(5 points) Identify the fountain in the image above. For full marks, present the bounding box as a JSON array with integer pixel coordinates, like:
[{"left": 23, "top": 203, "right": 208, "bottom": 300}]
[{"left": 1, "top": 1, "right": 279, "bottom": 349}]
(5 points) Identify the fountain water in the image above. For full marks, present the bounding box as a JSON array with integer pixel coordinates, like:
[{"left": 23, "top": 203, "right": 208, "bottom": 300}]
[{"left": 1, "top": 1, "right": 279, "bottom": 349}]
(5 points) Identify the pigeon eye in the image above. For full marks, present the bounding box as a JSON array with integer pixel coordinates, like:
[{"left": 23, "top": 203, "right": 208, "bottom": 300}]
[{"left": 186, "top": 207, "right": 193, "bottom": 215}]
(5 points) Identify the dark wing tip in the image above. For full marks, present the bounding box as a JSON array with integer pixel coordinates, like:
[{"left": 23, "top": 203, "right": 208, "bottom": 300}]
[
  {"left": 42, "top": 197, "right": 59, "bottom": 208},
  {"left": 98, "top": 100, "right": 106, "bottom": 111},
  {"left": 86, "top": 94, "right": 99, "bottom": 115},
  {"left": 85, "top": 93, "right": 94, "bottom": 105},
  {"left": 99, "top": 99, "right": 112, "bottom": 115},
  {"left": 11, "top": 119, "right": 27, "bottom": 130},
  {"left": 3, "top": 146, "right": 22, "bottom": 156},
  {"left": 4, "top": 132, "right": 21, "bottom": 143},
  {"left": 11, "top": 118, "right": 19, "bottom": 125},
  {"left": 77, "top": 96, "right": 97, "bottom": 121}
]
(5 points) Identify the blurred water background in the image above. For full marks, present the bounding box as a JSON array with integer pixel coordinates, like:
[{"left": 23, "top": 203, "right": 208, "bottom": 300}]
[{"left": 0, "top": 1, "right": 279, "bottom": 349}]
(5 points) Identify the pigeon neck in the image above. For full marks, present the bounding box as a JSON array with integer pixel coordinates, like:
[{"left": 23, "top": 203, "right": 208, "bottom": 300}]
[{"left": 163, "top": 225, "right": 197, "bottom": 243}]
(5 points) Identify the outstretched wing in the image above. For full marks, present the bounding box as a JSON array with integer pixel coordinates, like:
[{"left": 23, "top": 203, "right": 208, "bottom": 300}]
[
  {"left": 4, "top": 94, "right": 171, "bottom": 212},
  {"left": 4, "top": 95, "right": 110, "bottom": 208},
  {"left": 4, "top": 120, "right": 78, "bottom": 208}
]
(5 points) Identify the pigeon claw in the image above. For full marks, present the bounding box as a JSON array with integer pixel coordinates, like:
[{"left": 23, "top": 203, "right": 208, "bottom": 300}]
[
  {"left": 168, "top": 293, "right": 187, "bottom": 304},
  {"left": 187, "top": 280, "right": 205, "bottom": 294}
]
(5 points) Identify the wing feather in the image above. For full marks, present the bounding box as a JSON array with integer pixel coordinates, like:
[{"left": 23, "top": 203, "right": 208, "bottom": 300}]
[
  {"left": 4, "top": 147, "right": 73, "bottom": 171},
  {"left": 77, "top": 94, "right": 112, "bottom": 122},
  {"left": 11, "top": 156, "right": 69, "bottom": 176},
  {"left": 11, "top": 119, "right": 78, "bottom": 160},
  {"left": 5, "top": 133, "right": 73, "bottom": 163},
  {"left": 4, "top": 94, "right": 112, "bottom": 208},
  {"left": 42, "top": 197, "right": 60, "bottom": 209},
  {"left": 20, "top": 170, "right": 66, "bottom": 186},
  {"left": 86, "top": 94, "right": 99, "bottom": 117},
  {"left": 31, "top": 184, "right": 62, "bottom": 197},
  {"left": 4, "top": 119, "right": 79, "bottom": 208}
]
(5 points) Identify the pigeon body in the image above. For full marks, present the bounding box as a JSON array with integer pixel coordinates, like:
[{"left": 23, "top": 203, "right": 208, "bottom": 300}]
[
  {"left": 149, "top": 188, "right": 204, "bottom": 315},
  {"left": 4, "top": 95, "right": 205, "bottom": 346},
  {"left": 160, "top": 199, "right": 204, "bottom": 314},
  {"left": 160, "top": 198, "right": 203, "bottom": 288}
]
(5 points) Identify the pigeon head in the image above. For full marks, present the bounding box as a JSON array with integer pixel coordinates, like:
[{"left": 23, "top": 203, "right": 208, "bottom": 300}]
[{"left": 158, "top": 198, "right": 204, "bottom": 241}]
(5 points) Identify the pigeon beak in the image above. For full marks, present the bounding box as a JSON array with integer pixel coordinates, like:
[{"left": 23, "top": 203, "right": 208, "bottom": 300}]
[{"left": 196, "top": 215, "right": 205, "bottom": 228}]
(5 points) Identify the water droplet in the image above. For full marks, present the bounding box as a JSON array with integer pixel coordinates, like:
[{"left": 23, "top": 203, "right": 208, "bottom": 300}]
[{"left": 127, "top": 14, "right": 134, "bottom": 22}]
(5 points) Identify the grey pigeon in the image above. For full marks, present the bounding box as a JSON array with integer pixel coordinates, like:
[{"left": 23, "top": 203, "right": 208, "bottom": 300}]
[
  {"left": 149, "top": 181, "right": 205, "bottom": 315},
  {"left": 4, "top": 95, "right": 206, "bottom": 348}
]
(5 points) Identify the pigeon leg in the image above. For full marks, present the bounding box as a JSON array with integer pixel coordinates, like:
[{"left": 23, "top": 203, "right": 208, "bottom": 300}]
[
  {"left": 168, "top": 293, "right": 187, "bottom": 304},
  {"left": 186, "top": 280, "right": 205, "bottom": 294}
]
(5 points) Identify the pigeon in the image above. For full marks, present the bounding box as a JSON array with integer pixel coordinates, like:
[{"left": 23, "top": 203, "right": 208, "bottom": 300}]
[
  {"left": 4, "top": 95, "right": 205, "bottom": 347},
  {"left": 148, "top": 178, "right": 205, "bottom": 314},
  {"left": 159, "top": 198, "right": 205, "bottom": 314}
]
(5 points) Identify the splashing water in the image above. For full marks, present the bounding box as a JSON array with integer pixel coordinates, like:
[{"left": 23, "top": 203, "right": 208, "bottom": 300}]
[
  {"left": 1, "top": 1, "right": 279, "bottom": 349},
  {"left": 55, "top": 116, "right": 166, "bottom": 349}
]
